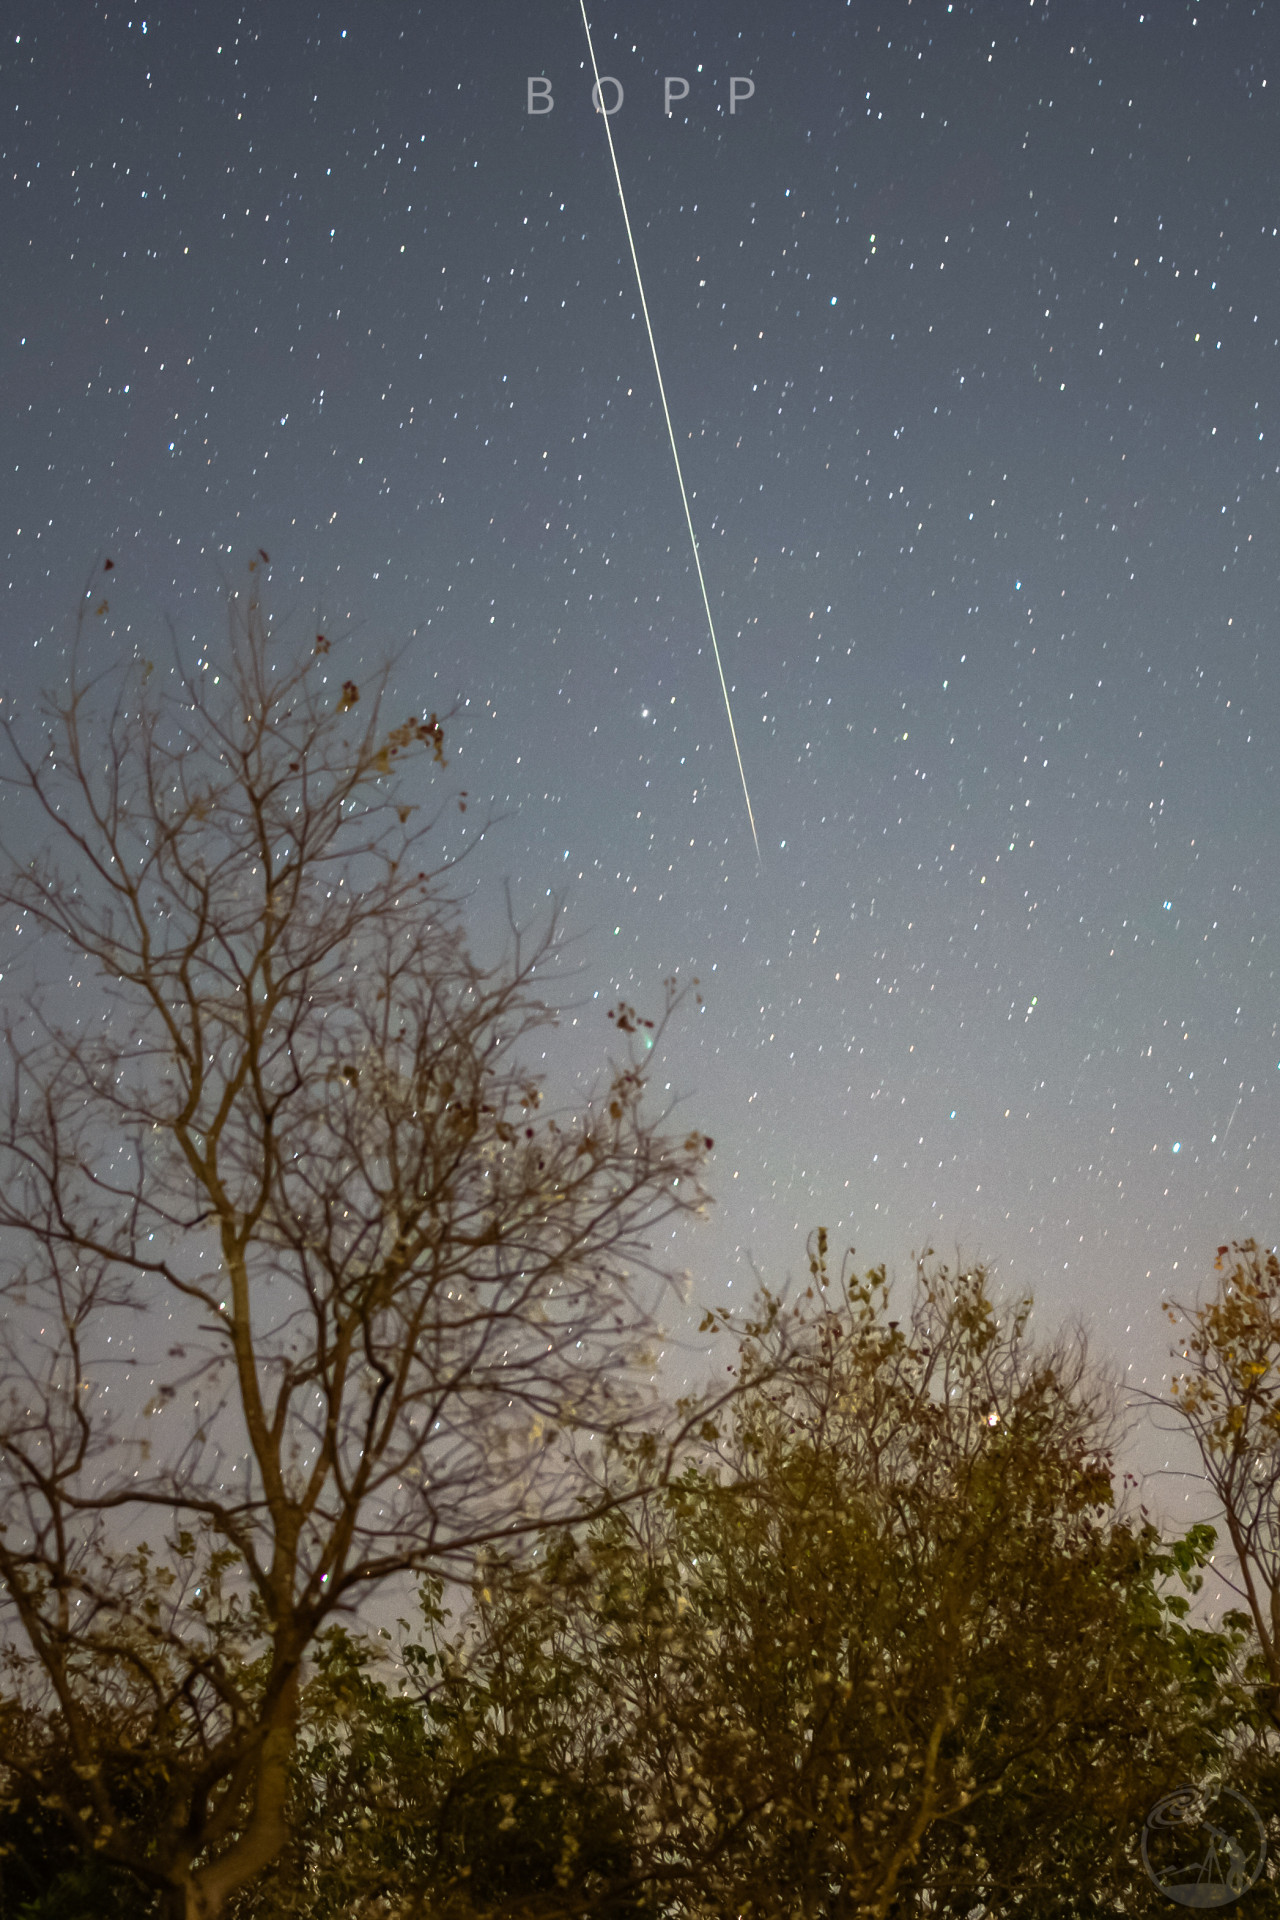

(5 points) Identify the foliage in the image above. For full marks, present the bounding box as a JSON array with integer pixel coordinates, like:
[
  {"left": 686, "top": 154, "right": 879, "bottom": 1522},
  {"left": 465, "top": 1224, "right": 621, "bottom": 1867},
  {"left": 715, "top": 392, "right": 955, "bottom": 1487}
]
[
  {"left": 225, "top": 1241, "right": 1254, "bottom": 1920},
  {"left": 1166, "top": 1238, "right": 1280, "bottom": 1725},
  {"left": 0, "top": 1772, "right": 159, "bottom": 1918}
]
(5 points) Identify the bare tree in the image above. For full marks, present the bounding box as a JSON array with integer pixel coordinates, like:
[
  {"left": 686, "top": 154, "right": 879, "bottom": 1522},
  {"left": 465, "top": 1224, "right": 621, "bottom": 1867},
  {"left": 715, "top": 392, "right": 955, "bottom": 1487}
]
[{"left": 0, "top": 564, "right": 716, "bottom": 1919}]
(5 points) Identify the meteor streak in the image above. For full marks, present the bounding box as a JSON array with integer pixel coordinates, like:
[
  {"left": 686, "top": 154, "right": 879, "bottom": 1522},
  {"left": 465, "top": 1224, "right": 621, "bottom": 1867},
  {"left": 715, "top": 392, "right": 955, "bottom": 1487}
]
[{"left": 578, "top": 1, "right": 761, "bottom": 863}]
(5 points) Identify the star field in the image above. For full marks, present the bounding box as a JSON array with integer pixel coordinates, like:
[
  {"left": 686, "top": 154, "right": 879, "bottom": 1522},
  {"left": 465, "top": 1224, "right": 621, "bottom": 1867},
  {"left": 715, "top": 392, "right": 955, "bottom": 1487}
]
[{"left": 3, "top": 0, "right": 1279, "bottom": 1443}]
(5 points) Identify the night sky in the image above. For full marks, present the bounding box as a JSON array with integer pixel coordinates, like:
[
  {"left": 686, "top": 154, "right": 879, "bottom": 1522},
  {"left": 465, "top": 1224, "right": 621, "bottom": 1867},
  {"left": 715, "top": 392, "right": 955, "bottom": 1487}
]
[{"left": 4, "top": 1, "right": 1278, "bottom": 1435}]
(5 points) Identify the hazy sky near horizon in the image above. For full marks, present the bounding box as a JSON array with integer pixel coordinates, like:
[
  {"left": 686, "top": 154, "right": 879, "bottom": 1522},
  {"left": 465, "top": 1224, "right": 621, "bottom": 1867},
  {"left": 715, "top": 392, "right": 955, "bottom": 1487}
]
[{"left": 3, "top": 0, "right": 1278, "bottom": 1427}]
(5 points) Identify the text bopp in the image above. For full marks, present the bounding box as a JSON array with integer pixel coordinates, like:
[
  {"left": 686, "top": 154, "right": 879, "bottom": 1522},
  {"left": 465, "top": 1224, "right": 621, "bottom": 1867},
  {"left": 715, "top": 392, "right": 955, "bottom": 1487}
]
[{"left": 527, "top": 75, "right": 756, "bottom": 116}]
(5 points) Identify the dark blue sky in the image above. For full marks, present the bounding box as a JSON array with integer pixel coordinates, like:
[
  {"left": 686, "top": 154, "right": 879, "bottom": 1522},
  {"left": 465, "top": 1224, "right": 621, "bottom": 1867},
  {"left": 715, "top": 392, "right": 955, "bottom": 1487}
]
[{"left": 3, "top": 0, "right": 1278, "bottom": 1420}]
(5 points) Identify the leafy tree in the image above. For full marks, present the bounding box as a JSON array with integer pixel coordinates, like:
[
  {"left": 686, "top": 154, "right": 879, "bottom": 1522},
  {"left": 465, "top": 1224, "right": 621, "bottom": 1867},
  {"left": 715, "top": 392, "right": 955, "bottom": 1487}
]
[
  {"left": 220, "top": 1243, "right": 1253, "bottom": 1920},
  {"left": 0, "top": 563, "right": 722, "bottom": 1920},
  {"left": 911, "top": 1516, "right": 1252, "bottom": 1920},
  {"left": 1166, "top": 1238, "right": 1280, "bottom": 1727},
  {"left": 205, "top": 1581, "right": 658, "bottom": 1920},
  {"left": 378, "top": 1241, "right": 1250, "bottom": 1920},
  {"left": 217, "top": 1618, "right": 449, "bottom": 1920},
  {"left": 0, "top": 1772, "right": 159, "bottom": 1918}
]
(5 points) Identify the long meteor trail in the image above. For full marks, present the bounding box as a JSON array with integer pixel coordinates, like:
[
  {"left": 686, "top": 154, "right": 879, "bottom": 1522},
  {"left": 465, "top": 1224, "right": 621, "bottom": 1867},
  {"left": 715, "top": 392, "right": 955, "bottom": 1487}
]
[{"left": 578, "top": 1, "right": 761, "bottom": 863}]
